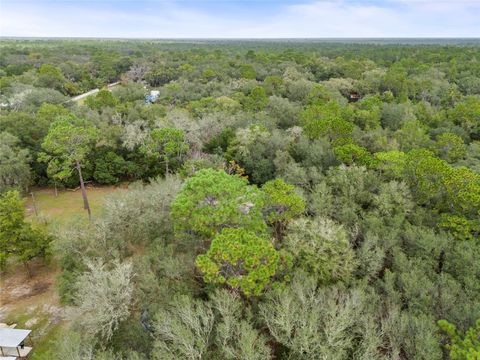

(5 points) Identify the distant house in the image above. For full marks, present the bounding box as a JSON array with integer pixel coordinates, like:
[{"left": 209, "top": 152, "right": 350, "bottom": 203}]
[
  {"left": 347, "top": 91, "right": 361, "bottom": 103},
  {"left": 145, "top": 90, "right": 160, "bottom": 104}
]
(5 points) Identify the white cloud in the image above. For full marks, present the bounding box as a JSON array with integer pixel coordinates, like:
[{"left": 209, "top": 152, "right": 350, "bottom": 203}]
[{"left": 0, "top": 0, "right": 478, "bottom": 38}]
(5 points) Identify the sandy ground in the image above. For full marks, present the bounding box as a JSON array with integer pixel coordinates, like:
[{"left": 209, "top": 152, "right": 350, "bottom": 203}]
[{"left": 0, "top": 260, "right": 69, "bottom": 342}]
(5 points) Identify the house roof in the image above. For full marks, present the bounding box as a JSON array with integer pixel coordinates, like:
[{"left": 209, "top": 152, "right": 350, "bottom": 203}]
[{"left": 0, "top": 329, "right": 31, "bottom": 347}]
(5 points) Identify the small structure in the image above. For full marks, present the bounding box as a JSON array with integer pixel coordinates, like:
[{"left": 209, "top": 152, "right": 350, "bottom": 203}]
[
  {"left": 145, "top": 90, "right": 160, "bottom": 104},
  {"left": 0, "top": 328, "right": 33, "bottom": 359},
  {"left": 347, "top": 91, "right": 361, "bottom": 103}
]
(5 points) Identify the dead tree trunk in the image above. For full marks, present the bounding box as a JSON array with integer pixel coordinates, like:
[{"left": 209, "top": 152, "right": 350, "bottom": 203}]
[
  {"left": 30, "top": 192, "right": 38, "bottom": 218},
  {"left": 76, "top": 160, "right": 91, "bottom": 220}
]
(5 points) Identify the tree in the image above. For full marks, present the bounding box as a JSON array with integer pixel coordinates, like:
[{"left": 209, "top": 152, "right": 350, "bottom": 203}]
[
  {"left": 146, "top": 65, "right": 179, "bottom": 86},
  {"left": 435, "top": 132, "right": 466, "bottom": 163},
  {"left": 211, "top": 290, "right": 271, "bottom": 359},
  {"left": 142, "top": 128, "right": 189, "bottom": 174},
  {"left": 0, "top": 190, "right": 24, "bottom": 270},
  {"left": 229, "top": 126, "right": 288, "bottom": 184},
  {"left": 75, "top": 259, "right": 134, "bottom": 342},
  {"left": 301, "top": 106, "right": 354, "bottom": 145},
  {"left": 334, "top": 143, "right": 377, "bottom": 168},
  {"left": 261, "top": 178, "right": 305, "bottom": 241},
  {"left": 267, "top": 96, "right": 300, "bottom": 129},
  {"left": 36, "top": 64, "right": 67, "bottom": 92},
  {"left": 196, "top": 228, "right": 280, "bottom": 296},
  {"left": 93, "top": 150, "right": 128, "bottom": 185},
  {"left": 0, "top": 132, "right": 31, "bottom": 193},
  {"left": 263, "top": 75, "right": 284, "bottom": 95},
  {"left": 0, "top": 190, "right": 51, "bottom": 272},
  {"left": 284, "top": 217, "right": 356, "bottom": 285},
  {"left": 152, "top": 296, "right": 214, "bottom": 360},
  {"left": 85, "top": 89, "right": 118, "bottom": 110},
  {"left": 239, "top": 64, "right": 256, "bottom": 80},
  {"left": 374, "top": 150, "right": 407, "bottom": 178},
  {"left": 438, "top": 319, "right": 480, "bottom": 360},
  {"left": 394, "top": 119, "right": 431, "bottom": 151},
  {"left": 243, "top": 86, "right": 268, "bottom": 111},
  {"left": 170, "top": 169, "right": 266, "bottom": 240},
  {"left": 403, "top": 149, "right": 451, "bottom": 207},
  {"left": 41, "top": 116, "right": 98, "bottom": 219},
  {"left": 438, "top": 214, "right": 480, "bottom": 241},
  {"left": 448, "top": 96, "right": 480, "bottom": 140},
  {"left": 260, "top": 274, "right": 381, "bottom": 360}
]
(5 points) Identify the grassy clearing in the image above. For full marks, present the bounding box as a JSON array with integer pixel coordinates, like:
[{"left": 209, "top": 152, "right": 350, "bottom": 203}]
[
  {"left": 0, "top": 185, "right": 122, "bottom": 357},
  {"left": 25, "top": 185, "right": 123, "bottom": 227}
]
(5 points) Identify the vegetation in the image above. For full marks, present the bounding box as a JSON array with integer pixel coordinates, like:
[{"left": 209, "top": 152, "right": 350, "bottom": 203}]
[
  {"left": 0, "top": 38, "right": 479, "bottom": 359},
  {"left": 0, "top": 190, "right": 51, "bottom": 271}
]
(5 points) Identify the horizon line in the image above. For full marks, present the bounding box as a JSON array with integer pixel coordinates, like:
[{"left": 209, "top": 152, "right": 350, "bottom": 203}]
[{"left": 1, "top": 36, "right": 480, "bottom": 40}]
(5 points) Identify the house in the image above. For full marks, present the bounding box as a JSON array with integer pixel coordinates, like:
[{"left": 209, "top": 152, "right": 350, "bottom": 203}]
[
  {"left": 347, "top": 91, "right": 361, "bottom": 103},
  {"left": 145, "top": 90, "right": 160, "bottom": 103}
]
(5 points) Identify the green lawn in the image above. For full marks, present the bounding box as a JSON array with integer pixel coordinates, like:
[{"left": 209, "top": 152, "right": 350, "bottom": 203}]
[{"left": 25, "top": 185, "right": 122, "bottom": 226}]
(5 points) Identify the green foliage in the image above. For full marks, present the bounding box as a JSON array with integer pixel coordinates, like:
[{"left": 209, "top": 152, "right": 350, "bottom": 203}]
[
  {"left": 438, "top": 319, "right": 480, "bottom": 360},
  {"left": 404, "top": 150, "right": 480, "bottom": 216},
  {"left": 263, "top": 75, "right": 284, "bottom": 95},
  {"left": 75, "top": 259, "right": 134, "bottom": 342},
  {"left": 0, "top": 190, "right": 24, "bottom": 269},
  {"left": 37, "top": 102, "right": 70, "bottom": 124},
  {"left": 260, "top": 274, "right": 382, "bottom": 360},
  {"left": 267, "top": 95, "right": 300, "bottom": 129},
  {"left": 0, "top": 132, "right": 31, "bottom": 193},
  {"left": 56, "top": 176, "right": 182, "bottom": 303},
  {"left": 196, "top": 228, "right": 279, "bottom": 296},
  {"left": 301, "top": 105, "right": 354, "bottom": 145},
  {"left": 229, "top": 125, "right": 284, "bottom": 184},
  {"left": 203, "top": 127, "right": 235, "bottom": 155},
  {"left": 435, "top": 132, "right": 467, "bottom": 163},
  {"left": 93, "top": 150, "right": 129, "bottom": 184},
  {"left": 284, "top": 217, "right": 356, "bottom": 285},
  {"left": 152, "top": 295, "right": 214, "bottom": 360},
  {"left": 448, "top": 96, "right": 480, "bottom": 139},
  {"left": 438, "top": 214, "right": 480, "bottom": 241},
  {"left": 394, "top": 119, "right": 431, "bottom": 151},
  {"left": 85, "top": 89, "right": 118, "bottom": 110},
  {"left": 211, "top": 290, "right": 271, "bottom": 359},
  {"left": 261, "top": 178, "right": 305, "bottom": 239},
  {"left": 142, "top": 127, "right": 189, "bottom": 173},
  {"left": 243, "top": 86, "right": 268, "bottom": 111},
  {"left": 37, "top": 64, "right": 66, "bottom": 92},
  {"left": 353, "top": 95, "right": 382, "bottom": 130},
  {"left": 334, "top": 143, "right": 377, "bottom": 167},
  {"left": 41, "top": 116, "right": 98, "bottom": 181},
  {"left": 146, "top": 65, "right": 179, "bottom": 86},
  {"left": 0, "top": 190, "right": 51, "bottom": 270},
  {"left": 171, "top": 169, "right": 266, "bottom": 239},
  {"left": 3, "top": 39, "right": 480, "bottom": 359},
  {"left": 374, "top": 150, "right": 406, "bottom": 178},
  {"left": 239, "top": 64, "right": 257, "bottom": 80}
]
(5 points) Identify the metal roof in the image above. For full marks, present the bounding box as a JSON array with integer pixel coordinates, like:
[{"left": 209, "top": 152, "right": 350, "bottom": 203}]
[{"left": 0, "top": 329, "right": 31, "bottom": 347}]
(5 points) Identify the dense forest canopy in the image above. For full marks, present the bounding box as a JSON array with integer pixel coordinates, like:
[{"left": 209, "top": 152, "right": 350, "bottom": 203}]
[{"left": 0, "top": 39, "right": 479, "bottom": 359}]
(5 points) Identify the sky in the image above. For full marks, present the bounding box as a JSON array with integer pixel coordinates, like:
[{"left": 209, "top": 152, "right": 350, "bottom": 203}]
[{"left": 0, "top": 0, "right": 479, "bottom": 38}]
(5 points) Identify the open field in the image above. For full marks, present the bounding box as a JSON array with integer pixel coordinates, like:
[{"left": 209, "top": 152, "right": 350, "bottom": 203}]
[
  {"left": 1, "top": 185, "right": 122, "bottom": 358},
  {"left": 25, "top": 185, "right": 124, "bottom": 226}
]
